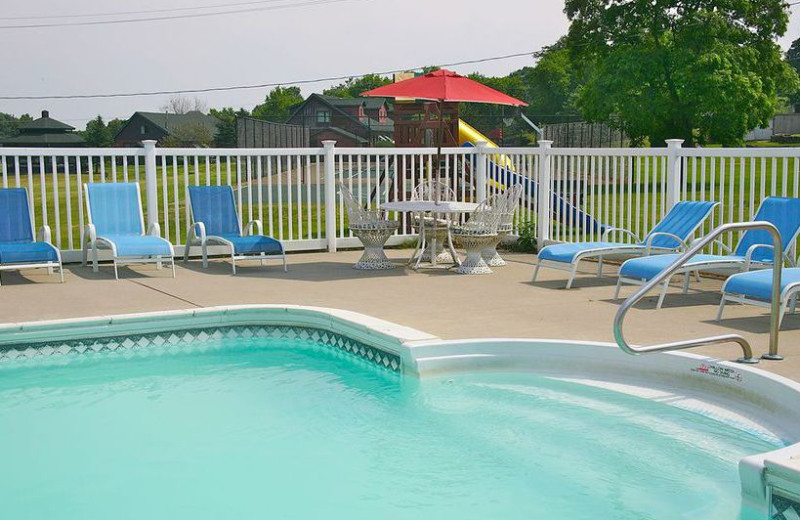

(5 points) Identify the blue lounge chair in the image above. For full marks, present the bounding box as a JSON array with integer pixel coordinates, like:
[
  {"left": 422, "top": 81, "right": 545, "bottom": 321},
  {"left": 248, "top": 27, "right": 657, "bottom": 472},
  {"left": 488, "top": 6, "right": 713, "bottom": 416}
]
[
  {"left": 533, "top": 200, "right": 718, "bottom": 288},
  {"left": 617, "top": 197, "right": 800, "bottom": 308},
  {"left": 82, "top": 183, "right": 175, "bottom": 279},
  {"left": 717, "top": 268, "right": 800, "bottom": 328},
  {"left": 184, "top": 185, "right": 286, "bottom": 274},
  {"left": 0, "top": 188, "right": 63, "bottom": 284}
]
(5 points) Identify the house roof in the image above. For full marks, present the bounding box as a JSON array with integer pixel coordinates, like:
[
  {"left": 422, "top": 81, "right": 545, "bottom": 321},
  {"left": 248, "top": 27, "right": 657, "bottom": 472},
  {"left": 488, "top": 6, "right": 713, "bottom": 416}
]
[
  {"left": 318, "top": 95, "right": 387, "bottom": 110},
  {"left": 128, "top": 111, "right": 221, "bottom": 136},
  {"left": 18, "top": 111, "right": 74, "bottom": 132},
  {"left": 310, "top": 126, "right": 368, "bottom": 144},
  {"left": 288, "top": 94, "right": 393, "bottom": 136},
  {"left": 1, "top": 132, "right": 85, "bottom": 146}
]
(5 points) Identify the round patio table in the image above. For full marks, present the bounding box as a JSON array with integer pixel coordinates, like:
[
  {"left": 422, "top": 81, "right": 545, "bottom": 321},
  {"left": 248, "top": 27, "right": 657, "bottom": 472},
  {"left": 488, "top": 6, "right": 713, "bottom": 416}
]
[{"left": 381, "top": 201, "right": 479, "bottom": 270}]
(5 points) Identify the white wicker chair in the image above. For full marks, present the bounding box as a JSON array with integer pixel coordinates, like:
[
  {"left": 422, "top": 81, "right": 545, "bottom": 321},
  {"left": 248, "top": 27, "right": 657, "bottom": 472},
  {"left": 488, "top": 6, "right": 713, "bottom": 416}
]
[
  {"left": 482, "top": 184, "right": 523, "bottom": 267},
  {"left": 451, "top": 195, "right": 506, "bottom": 275},
  {"left": 340, "top": 184, "right": 399, "bottom": 270},
  {"left": 409, "top": 180, "right": 459, "bottom": 267}
]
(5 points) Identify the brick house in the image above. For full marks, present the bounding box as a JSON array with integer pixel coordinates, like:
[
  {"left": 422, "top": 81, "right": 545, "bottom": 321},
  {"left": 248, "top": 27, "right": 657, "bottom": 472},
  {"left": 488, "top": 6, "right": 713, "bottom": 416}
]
[{"left": 286, "top": 94, "right": 393, "bottom": 147}]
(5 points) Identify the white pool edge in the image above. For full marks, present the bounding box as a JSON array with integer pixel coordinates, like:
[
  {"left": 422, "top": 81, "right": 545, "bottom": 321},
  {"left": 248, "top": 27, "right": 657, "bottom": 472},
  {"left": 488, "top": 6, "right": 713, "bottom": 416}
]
[{"left": 1, "top": 304, "right": 799, "bottom": 514}]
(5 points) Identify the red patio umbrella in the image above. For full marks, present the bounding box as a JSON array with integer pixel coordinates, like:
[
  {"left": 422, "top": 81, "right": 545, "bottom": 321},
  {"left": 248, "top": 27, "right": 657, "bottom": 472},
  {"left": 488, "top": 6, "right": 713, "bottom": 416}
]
[{"left": 362, "top": 69, "right": 527, "bottom": 201}]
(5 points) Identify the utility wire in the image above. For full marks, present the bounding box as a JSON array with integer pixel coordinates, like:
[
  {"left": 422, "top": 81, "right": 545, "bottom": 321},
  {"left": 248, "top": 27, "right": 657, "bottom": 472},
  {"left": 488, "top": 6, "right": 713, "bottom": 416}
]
[
  {"left": 0, "top": 0, "right": 356, "bottom": 29},
  {"left": 0, "top": 0, "right": 314, "bottom": 20},
  {"left": 0, "top": 51, "right": 535, "bottom": 100}
]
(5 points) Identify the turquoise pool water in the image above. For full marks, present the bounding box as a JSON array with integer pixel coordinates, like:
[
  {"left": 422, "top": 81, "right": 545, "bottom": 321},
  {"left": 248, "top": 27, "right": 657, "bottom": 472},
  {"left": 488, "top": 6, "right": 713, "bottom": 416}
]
[{"left": 0, "top": 336, "right": 782, "bottom": 520}]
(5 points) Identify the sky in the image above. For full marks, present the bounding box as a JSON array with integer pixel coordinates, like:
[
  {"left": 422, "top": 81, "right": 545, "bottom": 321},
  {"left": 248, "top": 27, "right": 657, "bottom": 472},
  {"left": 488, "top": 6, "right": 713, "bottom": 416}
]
[{"left": 1, "top": 0, "right": 798, "bottom": 130}]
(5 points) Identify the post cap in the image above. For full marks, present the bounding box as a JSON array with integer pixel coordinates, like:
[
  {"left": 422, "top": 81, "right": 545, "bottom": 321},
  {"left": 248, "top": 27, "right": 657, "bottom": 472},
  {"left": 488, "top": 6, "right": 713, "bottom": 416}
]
[
  {"left": 321, "top": 140, "right": 337, "bottom": 148},
  {"left": 539, "top": 140, "right": 553, "bottom": 148},
  {"left": 665, "top": 139, "right": 684, "bottom": 148}
]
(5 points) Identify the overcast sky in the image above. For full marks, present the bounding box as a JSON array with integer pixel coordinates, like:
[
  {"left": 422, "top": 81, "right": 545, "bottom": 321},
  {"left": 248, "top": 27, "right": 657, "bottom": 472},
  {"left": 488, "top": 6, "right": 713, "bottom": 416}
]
[{"left": 1, "top": 0, "right": 798, "bottom": 129}]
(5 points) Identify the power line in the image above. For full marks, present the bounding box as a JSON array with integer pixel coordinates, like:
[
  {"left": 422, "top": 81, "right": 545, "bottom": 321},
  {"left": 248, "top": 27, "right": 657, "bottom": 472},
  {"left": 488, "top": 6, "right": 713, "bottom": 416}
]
[
  {"left": 0, "top": 0, "right": 312, "bottom": 20},
  {"left": 0, "top": 51, "right": 535, "bottom": 101},
  {"left": 0, "top": 0, "right": 358, "bottom": 30}
]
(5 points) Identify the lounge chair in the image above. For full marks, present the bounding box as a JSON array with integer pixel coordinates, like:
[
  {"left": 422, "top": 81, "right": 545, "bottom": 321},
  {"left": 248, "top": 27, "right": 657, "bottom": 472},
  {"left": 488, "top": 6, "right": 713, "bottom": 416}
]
[
  {"left": 616, "top": 196, "right": 800, "bottom": 308},
  {"left": 533, "top": 200, "right": 718, "bottom": 288},
  {"left": 0, "top": 188, "right": 63, "bottom": 284},
  {"left": 716, "top": 268, "right": 800, "bottom": 328},
  {"left": 82, "top": 183, "right": 175, "bottom": 279},
  {"left": 184, "top": 185, "right": 286, "bottom": 274}
]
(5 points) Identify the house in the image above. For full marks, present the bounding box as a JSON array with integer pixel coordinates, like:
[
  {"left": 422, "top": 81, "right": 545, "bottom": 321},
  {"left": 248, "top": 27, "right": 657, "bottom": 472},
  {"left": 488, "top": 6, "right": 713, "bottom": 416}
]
[
  {"left": 286, "top": 94, "right": 393, "bottom": 147},
  {"left": 0, "top": 111, "right": 85, "bottom": 148},
  {"left": 115, "top": 111, "right": 221, "bottom": 147}
]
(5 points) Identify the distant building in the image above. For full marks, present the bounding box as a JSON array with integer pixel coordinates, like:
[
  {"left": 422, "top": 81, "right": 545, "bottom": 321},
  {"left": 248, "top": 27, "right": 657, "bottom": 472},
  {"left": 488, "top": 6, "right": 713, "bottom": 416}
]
[
  {"left": 286, "top": 94, "right": 393, "bottom": 147},
  {"left": 0, "top": 110, "right": 85, "bottom": 148},
  {"left": 115, "top": 111, "right": 221, "bottom": 147}
]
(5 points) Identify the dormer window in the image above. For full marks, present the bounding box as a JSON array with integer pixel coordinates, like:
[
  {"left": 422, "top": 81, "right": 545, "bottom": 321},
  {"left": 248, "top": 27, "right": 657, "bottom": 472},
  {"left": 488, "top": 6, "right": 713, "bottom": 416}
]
[{"left": 316, "top": 110, "right": 331, "bottom": 123}]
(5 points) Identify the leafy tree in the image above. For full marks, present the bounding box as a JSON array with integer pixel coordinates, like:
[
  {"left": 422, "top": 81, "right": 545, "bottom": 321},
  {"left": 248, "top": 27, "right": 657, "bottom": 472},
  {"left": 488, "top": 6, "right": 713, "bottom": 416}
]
[
  {"left": 82, "top": 116, "right": 112, "bottom": 147},
  {"left": 322, "top": 74, "right": 391, "bottom": 98},
  {"left": 106, "top": 118, "right": 125, "bottom": 141},
  {"left": 0, "top": 113, "right": 21, "bottom": 139},
  {"left": 160, "top": 123, "right": 214, "bottom": 148},
  {"left": 251, "top": 86, "right": 303, "bottom": 123},
  {"left": 209, "top": 107, "right": 250, "bottom": 147},
  {"left": 564, "top": 0, "right": 800, "bottom": 146},
  {"left": 788, "top": 37, "right": 800, "bottom": 112}
]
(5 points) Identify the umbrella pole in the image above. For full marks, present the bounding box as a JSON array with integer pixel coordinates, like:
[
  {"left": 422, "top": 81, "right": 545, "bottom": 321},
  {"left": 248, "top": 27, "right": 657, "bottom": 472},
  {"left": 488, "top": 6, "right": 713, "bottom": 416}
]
[{"left": 435, "top": 100, "right": 445, "bottom": 205}]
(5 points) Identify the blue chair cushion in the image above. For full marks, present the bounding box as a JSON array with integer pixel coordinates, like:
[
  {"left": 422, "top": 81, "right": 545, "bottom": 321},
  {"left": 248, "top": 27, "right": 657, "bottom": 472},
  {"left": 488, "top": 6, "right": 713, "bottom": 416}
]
[
  {"left": 100, "top": 234, "right": 173, "bottom": 258},
  {"left": 0, "top": 242, "right": 59, "bottom": 264},
  {"left": 619, "top": 254, "right": 747, "bottom": 280},
  {"left": 218, "top": 234, "right": 283, "bottom": 255},
  {"left": 723, "top": 268, "right": 800, "bottom": 301},
  {"left": 539, "top": 242, "right": 639, "bottom": 264}
]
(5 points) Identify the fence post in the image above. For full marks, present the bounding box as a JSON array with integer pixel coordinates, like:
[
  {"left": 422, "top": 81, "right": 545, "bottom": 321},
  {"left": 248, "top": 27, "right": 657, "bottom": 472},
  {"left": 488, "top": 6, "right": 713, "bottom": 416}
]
[
  {"left": 323, "top": 140, "right": 337, "bottom": 253},
  {"left": 536, "top": 140, "right": 553, "bottom": 245},
  {"left": 142, "top": 140, "right": 159, "bottom": 232},
  {"left": 665, "top": 139, "right": 684, "bottom": 209},
  {"left": 474, "top": 140, "right": 488, "bottom": 202}
]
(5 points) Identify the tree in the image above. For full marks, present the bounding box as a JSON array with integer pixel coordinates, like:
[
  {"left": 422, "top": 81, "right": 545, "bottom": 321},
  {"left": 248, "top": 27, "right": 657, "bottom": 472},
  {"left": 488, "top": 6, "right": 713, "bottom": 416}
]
[
  {"left": 82, "top": 116, "right": 112, "bottom": 147},
  {"left": 106, "top": 118, "right": 125, "bottom": 141},
  {"left": 160, "top": 95, "right": 208, "bottom": 114},
  {"left": 251, "top": 86, "right": 303, "bottom": 123},
  {"left": 322, "top": 74, "right": 391, "bottom": 98},
  {"left": 209, "top": 107, "right": 250, "bottom": 147},
  {"left": 564, "top": 0, "right": 800, "bottom": 146},
  {"left": 160, "top": 123, "right": 214, "bottom": 148},
  {"left": 788, "top": 37, "right": 800, "bottom": 112},
  {"left": 0, "top": 113, "right": 22, "bottom": 139}
]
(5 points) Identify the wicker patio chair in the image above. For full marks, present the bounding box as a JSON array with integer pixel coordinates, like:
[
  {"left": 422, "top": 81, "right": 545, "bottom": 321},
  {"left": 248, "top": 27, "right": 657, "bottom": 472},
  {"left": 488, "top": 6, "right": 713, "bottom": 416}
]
[
  {"left": 340, "top": 183, "right": 399, "bottom": 270},
  {"left": 409, "top": 180, "right": 458, "bottom": 264},
  {"left": 451, "top": 195, "right": 505, "bottom": 275},
  {"left": 482, "top": 184, "right": 524, "bottom": 267}
]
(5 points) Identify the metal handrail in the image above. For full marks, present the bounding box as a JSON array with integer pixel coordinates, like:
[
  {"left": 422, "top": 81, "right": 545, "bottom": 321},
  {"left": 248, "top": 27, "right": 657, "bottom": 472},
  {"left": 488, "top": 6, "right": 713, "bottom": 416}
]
[{"left": 613, "top": 221, "right": 784, "bottom": 364}]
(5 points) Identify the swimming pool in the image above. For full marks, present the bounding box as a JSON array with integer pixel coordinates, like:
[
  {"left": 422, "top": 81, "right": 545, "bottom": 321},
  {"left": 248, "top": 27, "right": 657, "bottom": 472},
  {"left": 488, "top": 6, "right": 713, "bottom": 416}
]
[{"left": 1, "top": 306, "right": 799, "bottom": 519}]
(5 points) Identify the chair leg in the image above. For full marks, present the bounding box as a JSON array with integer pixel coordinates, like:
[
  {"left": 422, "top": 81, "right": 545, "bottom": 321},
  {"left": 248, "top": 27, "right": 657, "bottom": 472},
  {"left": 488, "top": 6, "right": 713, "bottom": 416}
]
[
  {"left": 183, "top": 241, "right": 191, "bottom": 264},
  {"left": 91, "top": 243, "right": 99, "bottom": 273},
  {"left": 113, "top": 260, "right": 119, "bottom": 280},
  {"left": 682, "top": 272, "right": 691, "bottom": 294},
  {"left": 231, "top": 253, "right": 237, "bottom": 275},
  {"left": 596, "top": 257, "right": 603, "bottom": 277},
  {"left": 715, "top": 296, "right": 727, "bottom": 321},
  {"left": 532, "top": 263, "right": 541, "bottom": 282},
  {"left": 59, "top": 264, "right": 64, "bottom": 283},
  {"left": 202, "top": 241, "right": 208, "bottom": 269},
  {"left": 566, "top": 263, "right": 579, "bottom": 289},
  {"left": 283, "top": 253, "right": 288, "bottom": 272},
  {"left": 82, "top": 240, "right": 88, "bottom": 267},
  {"left": 656, "top": 280, "right": 669, "bottom": 309},
  {"left": 446, "top": 229, "right": 460, "bottom": 267},
  {"left": 171, "top": 258, "right": 176, "bottom": 278},
  {"left": 695, "top": 271, "right": 701, "bottom": 282}
]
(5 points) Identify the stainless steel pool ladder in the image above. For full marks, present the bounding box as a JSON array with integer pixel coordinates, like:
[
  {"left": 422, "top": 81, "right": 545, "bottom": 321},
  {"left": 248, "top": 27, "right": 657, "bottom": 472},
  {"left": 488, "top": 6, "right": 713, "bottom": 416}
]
[{"left": 613, "top": 221, "right": 785, "bottom": 364}]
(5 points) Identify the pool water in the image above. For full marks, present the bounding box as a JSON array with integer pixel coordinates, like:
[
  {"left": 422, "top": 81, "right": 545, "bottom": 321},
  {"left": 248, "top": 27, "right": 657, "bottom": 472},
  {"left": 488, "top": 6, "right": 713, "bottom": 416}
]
[{"left": 0, "top": 337, "right": 781, "bottom": 520}]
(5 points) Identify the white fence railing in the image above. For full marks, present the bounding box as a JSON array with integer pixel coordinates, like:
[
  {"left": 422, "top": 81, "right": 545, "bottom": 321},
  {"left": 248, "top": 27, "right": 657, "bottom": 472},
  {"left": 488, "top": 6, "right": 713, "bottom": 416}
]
[{"left": 1, "top": 139, "right": 799, "bottom": 263}]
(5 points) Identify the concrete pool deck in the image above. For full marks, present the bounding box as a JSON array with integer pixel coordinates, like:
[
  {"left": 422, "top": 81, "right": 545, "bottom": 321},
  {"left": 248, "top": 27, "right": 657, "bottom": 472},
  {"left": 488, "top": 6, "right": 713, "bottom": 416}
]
[{"left": 1, "top": 249, "right": 798, "bottom": 380}]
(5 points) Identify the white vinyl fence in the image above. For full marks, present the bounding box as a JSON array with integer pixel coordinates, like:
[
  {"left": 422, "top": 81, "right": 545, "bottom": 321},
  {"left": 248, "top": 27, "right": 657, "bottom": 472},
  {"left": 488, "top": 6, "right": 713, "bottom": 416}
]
[{"left": 1, "top": 139, "right": 799, "bottom": 263}]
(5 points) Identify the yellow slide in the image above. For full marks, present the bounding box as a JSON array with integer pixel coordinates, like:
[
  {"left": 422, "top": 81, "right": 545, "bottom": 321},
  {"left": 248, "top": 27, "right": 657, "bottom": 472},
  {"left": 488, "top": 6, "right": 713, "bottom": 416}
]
[{"left": 457, "top": 119, "right": 515, "bottom": 171}]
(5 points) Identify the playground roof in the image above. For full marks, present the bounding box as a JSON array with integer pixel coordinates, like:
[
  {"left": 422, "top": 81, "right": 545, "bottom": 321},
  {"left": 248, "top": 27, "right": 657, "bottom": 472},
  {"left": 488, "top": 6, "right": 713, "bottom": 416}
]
[{"left": 361, "top": 69, "right": 528, "bottom": 106}]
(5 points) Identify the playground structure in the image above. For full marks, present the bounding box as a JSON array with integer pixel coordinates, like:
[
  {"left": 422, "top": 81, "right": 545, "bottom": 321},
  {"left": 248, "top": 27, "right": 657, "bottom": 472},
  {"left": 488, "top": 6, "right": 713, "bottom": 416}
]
[{"left": 386, "top": 100, "right": 604, "bottom": 236}]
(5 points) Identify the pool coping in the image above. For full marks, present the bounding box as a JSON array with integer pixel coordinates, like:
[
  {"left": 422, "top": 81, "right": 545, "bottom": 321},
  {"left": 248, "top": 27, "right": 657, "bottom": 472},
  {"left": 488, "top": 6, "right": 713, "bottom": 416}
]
[{"left": 1, "top": 303, "right": 799, "bottom": 515}]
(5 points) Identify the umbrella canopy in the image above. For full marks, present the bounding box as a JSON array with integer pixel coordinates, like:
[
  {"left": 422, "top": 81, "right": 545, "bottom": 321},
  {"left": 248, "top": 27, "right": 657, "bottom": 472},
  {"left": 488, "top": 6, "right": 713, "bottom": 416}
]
[{"left": 361, "top": 69, "right": 528, "bottom": 106}]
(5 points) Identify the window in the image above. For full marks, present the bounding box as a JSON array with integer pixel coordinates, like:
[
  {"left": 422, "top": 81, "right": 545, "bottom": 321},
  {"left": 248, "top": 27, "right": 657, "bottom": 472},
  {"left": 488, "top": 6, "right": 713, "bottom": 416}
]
[
  {"left": 140, "top": 125, "right": 147, "bottom": 135},
  {"left": 316, "top": 110, "right": 331, "bottom": 124}
]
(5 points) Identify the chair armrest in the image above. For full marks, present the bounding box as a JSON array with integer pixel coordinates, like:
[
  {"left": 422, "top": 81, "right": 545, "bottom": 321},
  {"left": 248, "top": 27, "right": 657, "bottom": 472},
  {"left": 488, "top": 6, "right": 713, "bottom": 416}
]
[
  {"left": 602, "top": 227, "right": 640, "bottom": 243},
  {"left": 744, "top": 243, "right": 775, "bottom": 269},
  {"left": 84, "top": 223, "right": 97, "bottom": 243},
  {"left": 37, "top": 225, "right": 53, "bottom": 244},
  {"left": 713, "top": 239, "right": 733, "bottom": 254},
  {"left": 188, "top": 222, "right": 206, "bottom": 243},
  {"left": 147, "top": 222, "right": 162, "bottom": 237},
  {"left": 645, "top": 232, "right": 687, "bottom": 254},
  {"left": 244, "top": 220, "right": 263, "bottom": 236}
]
